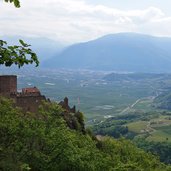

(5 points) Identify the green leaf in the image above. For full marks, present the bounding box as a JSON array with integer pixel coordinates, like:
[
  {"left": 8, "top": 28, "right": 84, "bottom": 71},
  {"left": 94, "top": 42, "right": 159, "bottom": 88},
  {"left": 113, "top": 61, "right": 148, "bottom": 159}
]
[
  {"left": 4, "top": 0, "right": 20, "bottom": 8},
  {"left": 19, "top": 39, "right": 27, "bottom": 47},
  {"left": 0, "top": 39, "right": 39, "bottom": 68},
  {"left": 14, "top": 0, "right": 20, "bottom": 8}
]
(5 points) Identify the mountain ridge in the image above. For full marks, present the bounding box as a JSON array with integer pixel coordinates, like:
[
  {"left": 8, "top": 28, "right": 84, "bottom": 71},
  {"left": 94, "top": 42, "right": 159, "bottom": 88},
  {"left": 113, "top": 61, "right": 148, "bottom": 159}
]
[{"left": 43, "top": 32, "right": 171, "bottom": 73}]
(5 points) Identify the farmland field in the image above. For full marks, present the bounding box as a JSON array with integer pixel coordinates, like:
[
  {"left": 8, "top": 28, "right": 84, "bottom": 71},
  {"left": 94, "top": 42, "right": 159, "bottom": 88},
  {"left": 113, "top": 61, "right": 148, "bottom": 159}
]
[
  {"left": 126, "top": 121, "right": 148, "bottom": 133},
  {"left": 2, "top": 68, "right": 171, "bottom": 142},
  {"left": 126, "top": 115, "right": 171, "bottom": 142},
  {"left": 1, "top": 68, "right": 171, "bottom": 120}
]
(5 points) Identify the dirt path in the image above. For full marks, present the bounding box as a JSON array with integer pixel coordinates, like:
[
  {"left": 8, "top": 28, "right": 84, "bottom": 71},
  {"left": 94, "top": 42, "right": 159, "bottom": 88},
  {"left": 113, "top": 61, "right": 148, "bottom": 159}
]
[
  {"left": 146, "top": 121, "right": 156, "bottom": 133},
  {"left": 120, "top": 98, "right": 141, "bottom": 114}
]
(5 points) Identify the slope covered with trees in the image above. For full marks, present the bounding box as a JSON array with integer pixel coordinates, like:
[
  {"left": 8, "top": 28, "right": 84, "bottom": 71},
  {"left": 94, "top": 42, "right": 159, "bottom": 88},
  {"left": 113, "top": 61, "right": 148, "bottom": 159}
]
[
  {"left": 154, "top": 91, "right": 171, "bottom": 110},
  {"left": 0, "top": 97, "right": 171, "bottom": 171}
]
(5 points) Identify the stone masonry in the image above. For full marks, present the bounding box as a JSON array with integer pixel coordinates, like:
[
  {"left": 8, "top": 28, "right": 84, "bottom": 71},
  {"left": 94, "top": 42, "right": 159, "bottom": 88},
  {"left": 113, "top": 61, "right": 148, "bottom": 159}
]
[{"left": 0, "top": 75, "right": 46, "bottom": 113}]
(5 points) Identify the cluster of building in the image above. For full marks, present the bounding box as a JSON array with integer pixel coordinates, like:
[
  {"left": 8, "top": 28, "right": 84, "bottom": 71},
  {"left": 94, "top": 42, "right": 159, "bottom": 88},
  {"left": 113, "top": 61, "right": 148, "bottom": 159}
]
[
  {"left": 0, "top": 75, "right": 46, "bottom": 113},
  {"left": 0, "top": 75, "right": 86, "bottom": 133},
  {"left": 0, "top": 75, "right": 75, "bottom": 113}
]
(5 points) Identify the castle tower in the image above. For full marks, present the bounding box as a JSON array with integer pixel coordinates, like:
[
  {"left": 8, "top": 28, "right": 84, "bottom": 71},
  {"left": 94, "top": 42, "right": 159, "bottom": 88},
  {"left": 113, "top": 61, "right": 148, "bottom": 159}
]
[
  {"left": 64, "top": 97, "right": 69, "bottom": 106},
  {"left": 0, "top": 75, "right": 17, "bottom": 97}
]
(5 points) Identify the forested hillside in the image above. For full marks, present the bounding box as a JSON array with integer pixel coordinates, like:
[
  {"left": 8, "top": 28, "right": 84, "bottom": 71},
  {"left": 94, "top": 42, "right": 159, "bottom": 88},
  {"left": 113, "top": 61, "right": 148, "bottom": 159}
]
[
  {"left": 154, "top": 91, "right": 171, "bottom": 110},
  {"left": 0, "top": 97, "right": 170, "bottom": 171}
]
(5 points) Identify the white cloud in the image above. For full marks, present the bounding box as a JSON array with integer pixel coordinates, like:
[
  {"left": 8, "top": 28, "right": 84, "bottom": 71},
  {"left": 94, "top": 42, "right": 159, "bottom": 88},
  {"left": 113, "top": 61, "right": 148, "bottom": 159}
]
[{"left": 0, "top": 0, "right": 171, "bottom": 43}]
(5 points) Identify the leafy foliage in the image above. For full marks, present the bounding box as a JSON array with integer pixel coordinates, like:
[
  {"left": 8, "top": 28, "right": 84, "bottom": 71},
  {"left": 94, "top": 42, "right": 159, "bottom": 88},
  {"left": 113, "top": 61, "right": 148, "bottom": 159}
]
[
  {"left": 0, "top": 97, "right": 170, "bottom": 171},
  {"left": 93, "top": 120, "right": 128, "bottom": 138},
  {"left": 135, "top": 138, "right": 171, "bottom": 164},
  {"left": 0, "top": 40, "right": 39, "bottom": 68},
  {"left": 98, "top": 137, "right": 171, "bottom": 171},
  {"left": 4, "top": 0, "right": 20, "bottom": 8},
  {"left": 1, "top": 0, "right": 39, "bottom": 68}
]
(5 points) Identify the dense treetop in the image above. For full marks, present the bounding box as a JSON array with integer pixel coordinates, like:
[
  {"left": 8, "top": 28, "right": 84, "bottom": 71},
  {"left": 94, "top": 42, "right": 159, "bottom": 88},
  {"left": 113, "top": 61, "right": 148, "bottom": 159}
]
[{"left": 0, "top": 97, "right": 170, "bottom": 171}]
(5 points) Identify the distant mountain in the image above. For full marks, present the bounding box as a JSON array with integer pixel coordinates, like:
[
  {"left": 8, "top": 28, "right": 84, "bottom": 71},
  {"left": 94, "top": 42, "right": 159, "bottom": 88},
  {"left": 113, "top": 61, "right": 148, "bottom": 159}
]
[
  {"left": 44, "top": 33, "right": 171, "bottom": 72},
  {"left": 1, "top": 36, "right": 64, "bottom": 63}
]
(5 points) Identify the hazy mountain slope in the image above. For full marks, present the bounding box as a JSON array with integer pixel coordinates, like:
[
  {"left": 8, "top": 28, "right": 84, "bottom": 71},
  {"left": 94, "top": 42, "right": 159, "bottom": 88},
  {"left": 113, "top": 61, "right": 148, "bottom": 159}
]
[
  {"left": 154, "top": 91, "right": 171, "bottom": 110},
  {"left": 44, "top": 33, "right": 171, "bottom": 72}
]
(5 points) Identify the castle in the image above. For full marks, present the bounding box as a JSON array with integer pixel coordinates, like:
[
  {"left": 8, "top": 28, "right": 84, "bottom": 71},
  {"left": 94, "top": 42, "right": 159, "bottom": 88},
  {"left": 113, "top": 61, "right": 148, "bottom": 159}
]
[
  {"left": 0, "top": 75, "right": 76, "bottom": 114},
  {"left": 0, "top": 75, "right": 85, "bottom": 132},
  {"left": 0, "top": 75, "right": 46, "bottom": 113}
]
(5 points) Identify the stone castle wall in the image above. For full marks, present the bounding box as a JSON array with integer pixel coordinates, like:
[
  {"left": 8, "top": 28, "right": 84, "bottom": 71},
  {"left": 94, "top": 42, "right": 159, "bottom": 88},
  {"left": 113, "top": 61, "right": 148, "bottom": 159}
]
[
  {"left": 14, "top": 95, "right": 46, "bottom": 113},
  {"left": 0, "top": 75, "right": 46, "bottom": 113}
]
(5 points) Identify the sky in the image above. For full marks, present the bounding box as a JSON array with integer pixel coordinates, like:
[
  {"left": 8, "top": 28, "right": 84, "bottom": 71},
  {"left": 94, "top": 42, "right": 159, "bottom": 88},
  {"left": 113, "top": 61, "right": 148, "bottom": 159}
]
[{"left": 1, "top": 0, "right": 171, "bottom": 44}]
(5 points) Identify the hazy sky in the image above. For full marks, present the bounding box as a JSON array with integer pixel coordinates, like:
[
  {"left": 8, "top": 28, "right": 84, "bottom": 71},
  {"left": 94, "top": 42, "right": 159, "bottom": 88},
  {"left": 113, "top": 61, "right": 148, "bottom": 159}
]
[{"left": 1, "top": 0, "right": 171, "bottom": 44}]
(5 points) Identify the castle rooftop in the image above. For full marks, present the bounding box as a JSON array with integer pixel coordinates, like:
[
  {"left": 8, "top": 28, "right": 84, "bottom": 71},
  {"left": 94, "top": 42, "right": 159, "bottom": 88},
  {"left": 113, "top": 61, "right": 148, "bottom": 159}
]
[{"left": 22, "top": 87, "right": 40, "bottom": 94}]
